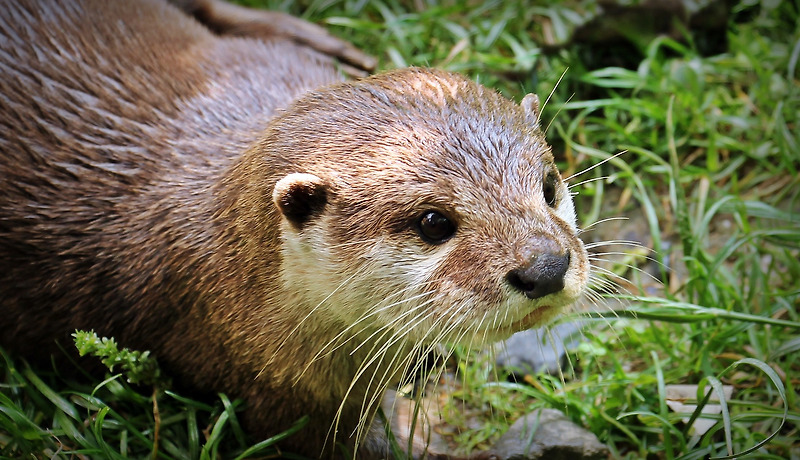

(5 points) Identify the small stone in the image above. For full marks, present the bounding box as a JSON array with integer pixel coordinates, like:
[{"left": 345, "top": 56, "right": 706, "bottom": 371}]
[{"left": 491, "top": 409, "right": 608, "bottom": 460}]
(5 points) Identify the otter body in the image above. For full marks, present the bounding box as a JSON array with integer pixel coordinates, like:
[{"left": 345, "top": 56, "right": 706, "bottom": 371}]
[{"left": 0, "top": 1, "right": 589, "bottom": 457}]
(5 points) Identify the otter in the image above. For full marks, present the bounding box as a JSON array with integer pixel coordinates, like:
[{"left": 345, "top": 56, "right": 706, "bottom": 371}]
[{"left": 0, "top": 0, "right": 589, "bottom": 458}]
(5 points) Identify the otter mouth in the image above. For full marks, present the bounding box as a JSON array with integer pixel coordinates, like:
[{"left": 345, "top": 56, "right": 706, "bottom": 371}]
[
  {"left": 476, "top": 305, "right": 558, "bottom": 341},
  {"left": 503, "top": 305, "right": 555, "bottom": 334},
  {"left": 472, "top": 305, "right": 559, "bottom": 341},
  {"left": 472, "top": 305, "right": 557, "bottom": 343}
]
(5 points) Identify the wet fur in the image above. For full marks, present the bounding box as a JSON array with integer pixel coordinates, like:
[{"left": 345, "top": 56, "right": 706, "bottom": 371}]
[{"left": 0, "top": 0, "right": 588, "bottom": 457}]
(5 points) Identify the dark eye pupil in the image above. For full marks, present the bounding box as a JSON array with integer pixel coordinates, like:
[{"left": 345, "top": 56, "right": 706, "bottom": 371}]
[
  {"left": 417, "top": 211, "right": 455, "bottom": 244},
  {"left": 544, "top": 172, "right": 557, "bottom": 207}
]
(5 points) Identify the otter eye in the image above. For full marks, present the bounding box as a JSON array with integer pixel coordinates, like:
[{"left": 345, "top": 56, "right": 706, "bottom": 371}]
[
  {"left": 543, "top": 171, "right": 558, "bottom": 208},
  {"left": 416, "top": 211, "right": 456, "bottom": 244}
]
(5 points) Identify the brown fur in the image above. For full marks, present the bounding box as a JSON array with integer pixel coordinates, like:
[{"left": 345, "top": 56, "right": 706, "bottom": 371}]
[{"left": 0, "top": 0, "right": 588, "bottom": 458}]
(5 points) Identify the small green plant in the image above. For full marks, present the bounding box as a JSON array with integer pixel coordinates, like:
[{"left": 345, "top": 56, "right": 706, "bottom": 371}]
[{"left": 73, "top": 330, "right": 165, "bottom": 387}]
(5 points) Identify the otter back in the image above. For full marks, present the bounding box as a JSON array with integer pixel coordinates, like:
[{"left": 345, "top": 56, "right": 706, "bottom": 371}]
[{"left": 0, "top": 0, "right": 339, "bottom": 355}]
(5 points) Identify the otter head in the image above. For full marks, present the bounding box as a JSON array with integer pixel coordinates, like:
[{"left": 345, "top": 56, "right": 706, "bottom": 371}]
[{"left": 266, "top": 68, "right": 589, "bottom": 347}]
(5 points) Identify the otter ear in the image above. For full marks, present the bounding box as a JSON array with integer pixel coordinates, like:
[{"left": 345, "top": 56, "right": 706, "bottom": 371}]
[
  {"left": 520, "top": 93, "right": 541, "bottom": 131},
  {"left": 273, "top": 173, "right": 328, "bottom": 229}
]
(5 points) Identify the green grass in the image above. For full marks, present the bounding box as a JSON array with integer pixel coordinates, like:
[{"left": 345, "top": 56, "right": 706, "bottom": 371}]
[
  {"left": 0, "top": 341, "right": 310, "bottom": 459},
  {"left": 2, "top": 0, "right": 799, "bottom": 458}
]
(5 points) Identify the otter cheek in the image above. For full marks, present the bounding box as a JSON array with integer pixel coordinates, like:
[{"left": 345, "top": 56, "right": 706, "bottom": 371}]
[{"left": 431, "top": 240, "right": 504, "bottom": 311}]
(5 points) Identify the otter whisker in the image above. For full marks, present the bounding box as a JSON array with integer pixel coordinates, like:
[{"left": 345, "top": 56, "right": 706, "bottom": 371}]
[
  {"left": 333, "top": 293, "right": 446, "bottom": 445},
  {"left": 573, "top": 290, "right": 631, "bottom": 351},
  {"left": 583, "top": 280, "right": 614, "bottom": 300},
  {"left": 589, "top": 258, "right": 663, "bottom": 288},
  {"left": 584, "top": 239, "right": 651, "bottom": 250},
  {"left": 333, "top": 293, "right": 442, "bottom": 403},
  {"left": 308, "top": 276, "right": 433, "bottom": 356},
  {"left": 587, "top": 269, "right": 628, "bottom": 293},
  {"left": 541, "top": 67, "right": 570, "bottom": 135},
  {"left": 588, "top": 248, "right": 665, "bottom": 277},
  {"left": 379, "top": 306, "right": 468, "bottom": 435},
  {"left": 295, "top": 288, "right": 437, "bottom": 389},
  {"left": 568, "top": 175, "right": 611, "bottom": 190},
  {"left": 305, "top": 286, "right": 435, "bottom": 368},
  {"left": 588, "top": 254, "right": 662, "bottom": 278},
  {"left": 579, "top": 216, "right": 631, "bottom": 232},
  {"left": 543, "top": 326, "right": 571, "bottom": 387},
  {"left": 349, "top": 294, "right": 445, "bottom": 375},
  {"left": 427, "top": 301, "right": 471, "bottom": 348},
  {"left": 261, "top": 265, "right": 369, "bottom": 372},
  {"left": 352, "top": 336, "right": 408, "bottom": 444},
  {"left": 563, "top": 150, "right": 628, "bottom": 182},
  {"left": 346, "top": 290, "right": 441, "bottom": 357},
  {"left": 478, "top": 309, "right": 495, "bottom": 349},
  {"left": 385, "top": 299, "right": 469, "bottom": 393},
  {"left": 355, "top": 328, "right": 442, "bottom": 442}
]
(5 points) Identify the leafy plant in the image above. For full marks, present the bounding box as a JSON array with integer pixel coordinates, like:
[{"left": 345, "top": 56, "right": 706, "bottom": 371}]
[{"left": 73, "top": 330, "right": 165, "bottom": 387}]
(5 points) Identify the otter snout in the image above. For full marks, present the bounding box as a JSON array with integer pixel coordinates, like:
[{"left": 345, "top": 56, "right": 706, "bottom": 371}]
[{"left": 506, "top": 251, "right": 570, "bottom": 300}]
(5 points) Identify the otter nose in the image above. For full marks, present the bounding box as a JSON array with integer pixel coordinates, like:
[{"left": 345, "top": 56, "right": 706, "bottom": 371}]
[{"left": 506, "top": 252, "right": 570, "bottom": 299}]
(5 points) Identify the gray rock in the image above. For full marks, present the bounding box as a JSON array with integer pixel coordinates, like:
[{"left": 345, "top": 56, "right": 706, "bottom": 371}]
[
  {"left": 494, "top": 322, "right": 585, "bottom": 376},
  {"left": 491, "top": 409, "right": 608, "bottom": 460}
]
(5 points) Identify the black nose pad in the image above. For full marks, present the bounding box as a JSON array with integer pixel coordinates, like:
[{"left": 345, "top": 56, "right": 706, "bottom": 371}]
[{"left": 506, "top": 252, "right": 570, "bottom": 299}]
